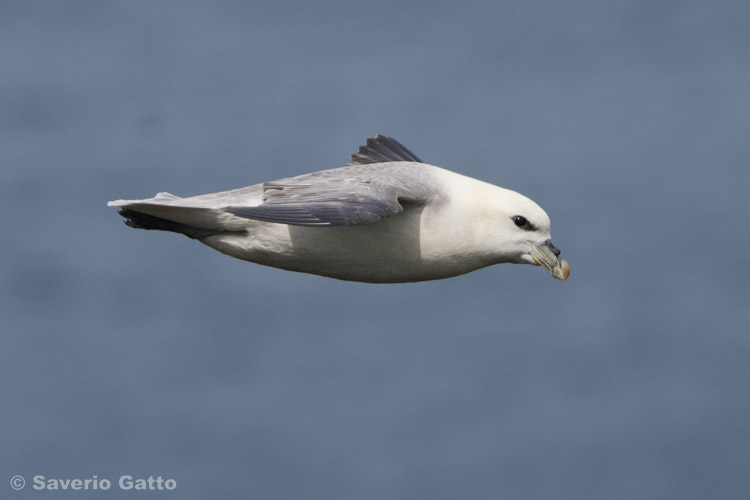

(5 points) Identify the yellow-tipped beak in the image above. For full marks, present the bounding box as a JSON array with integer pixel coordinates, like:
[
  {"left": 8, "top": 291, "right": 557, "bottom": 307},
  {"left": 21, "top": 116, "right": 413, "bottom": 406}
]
[{"left": 531, "top": 241, "right": 570, "bottom": 281}]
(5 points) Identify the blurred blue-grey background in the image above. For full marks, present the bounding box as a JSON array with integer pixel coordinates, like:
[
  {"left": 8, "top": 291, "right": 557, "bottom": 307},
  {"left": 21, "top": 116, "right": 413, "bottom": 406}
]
[{"left": 2, "top": 1, "right": 749, "bottom": 498}]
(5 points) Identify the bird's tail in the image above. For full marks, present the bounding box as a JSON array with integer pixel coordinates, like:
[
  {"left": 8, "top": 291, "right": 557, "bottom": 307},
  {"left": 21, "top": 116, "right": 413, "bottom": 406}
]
[{"left": 108, "top": 192, "right": 247, "bottom": 240}]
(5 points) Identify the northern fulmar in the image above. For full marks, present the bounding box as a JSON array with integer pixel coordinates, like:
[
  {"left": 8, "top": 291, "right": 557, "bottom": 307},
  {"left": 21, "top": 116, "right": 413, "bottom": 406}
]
[{"left": 108, "top": 135, "right": 570, "bottom": 283}]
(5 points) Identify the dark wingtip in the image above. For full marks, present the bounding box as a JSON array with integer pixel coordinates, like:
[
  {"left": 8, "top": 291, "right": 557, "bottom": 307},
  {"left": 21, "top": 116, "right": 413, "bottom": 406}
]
[
  {"left": 347, "top": 135, "right": 423, "bottom": 165},
  {"left": 115, "top": 207, "right": 234, "bottom": 240},
  {"left": 118, "top": 208, "right": 148, "bottom": 230}
]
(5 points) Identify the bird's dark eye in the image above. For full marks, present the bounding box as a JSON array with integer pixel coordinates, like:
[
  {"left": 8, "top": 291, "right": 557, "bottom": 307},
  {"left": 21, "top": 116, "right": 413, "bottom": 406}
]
[{"left": 512, "top": 215, "right": 533, "bottom": 230}]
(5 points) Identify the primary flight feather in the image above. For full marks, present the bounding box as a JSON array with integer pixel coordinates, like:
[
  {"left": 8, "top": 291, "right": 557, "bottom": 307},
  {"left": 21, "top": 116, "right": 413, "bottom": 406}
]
[{"left": 108, "top": 135, "right": 569, "bottom": 283}]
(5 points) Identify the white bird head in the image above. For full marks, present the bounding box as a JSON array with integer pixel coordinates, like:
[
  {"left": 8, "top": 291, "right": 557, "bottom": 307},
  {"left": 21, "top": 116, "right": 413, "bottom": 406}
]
[{"left": 471, "top": 184, "right": 570, "bottom": 280}]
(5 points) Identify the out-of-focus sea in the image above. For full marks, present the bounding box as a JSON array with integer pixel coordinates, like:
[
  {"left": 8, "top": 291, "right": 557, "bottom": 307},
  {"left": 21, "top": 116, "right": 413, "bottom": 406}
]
[{"left": 2, "top": 2, "right": 748, "bottom": 499}]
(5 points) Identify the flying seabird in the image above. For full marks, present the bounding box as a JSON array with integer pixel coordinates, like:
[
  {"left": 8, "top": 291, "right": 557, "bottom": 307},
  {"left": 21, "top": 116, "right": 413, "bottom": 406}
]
[{"left": 108, "top": 135, "right": 569, "bottom": 283}]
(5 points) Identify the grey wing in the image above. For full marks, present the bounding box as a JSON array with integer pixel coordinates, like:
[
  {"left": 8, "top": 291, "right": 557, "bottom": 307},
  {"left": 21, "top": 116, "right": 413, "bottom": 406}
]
[{"left": 223, "top": 165, "right": 434, "bottom": 227}]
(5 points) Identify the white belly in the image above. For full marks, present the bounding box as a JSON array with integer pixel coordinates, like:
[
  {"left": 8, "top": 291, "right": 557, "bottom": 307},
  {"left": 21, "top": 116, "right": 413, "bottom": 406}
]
[{"left": 201, "top": 207, "right": 491, "bottom": 283}]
